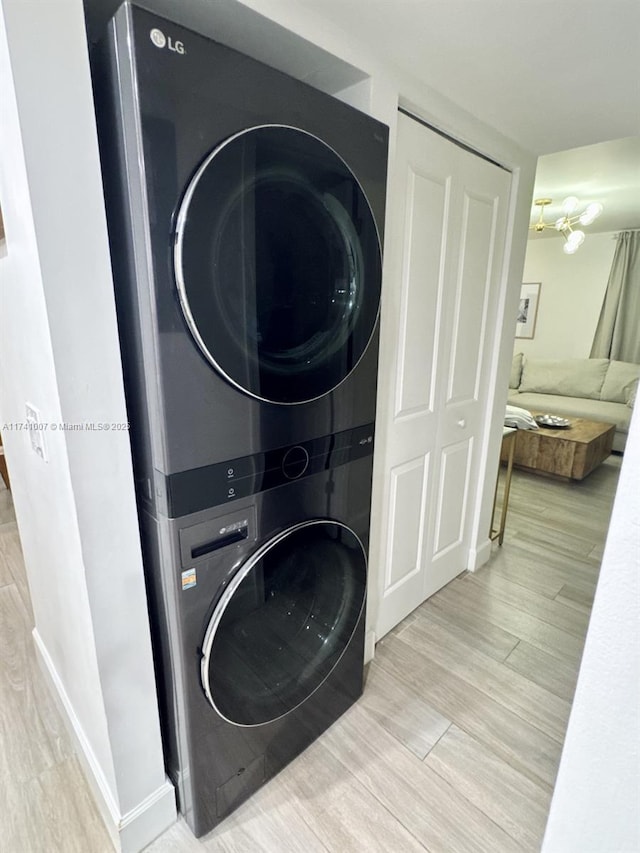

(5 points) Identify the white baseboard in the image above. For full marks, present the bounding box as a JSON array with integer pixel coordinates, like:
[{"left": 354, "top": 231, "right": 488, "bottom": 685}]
[
  {"left": 364, "top": 628, "right": 376, "bottom": 663},
  {"left": 467, "top": 537, "right": 492, "bottom": 572},
  {"left": 32, "top": 629, "right": 176, "bottom": 853},
  {"left": 118, "top": 782, "right": 177, "bottom": 853}
]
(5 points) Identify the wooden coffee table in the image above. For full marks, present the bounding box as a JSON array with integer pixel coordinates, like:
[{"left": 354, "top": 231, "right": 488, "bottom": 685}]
[{"left": 502, "top": 414, "right": 615, "bottom": 481}]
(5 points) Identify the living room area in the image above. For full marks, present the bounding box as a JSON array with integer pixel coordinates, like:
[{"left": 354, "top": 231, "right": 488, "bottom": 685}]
[
  {"left": 503, "top": 136, "right": 639, "bottom": 488},
  {"left": 480, "top": 135, "right": 639, "bottom": 847}
]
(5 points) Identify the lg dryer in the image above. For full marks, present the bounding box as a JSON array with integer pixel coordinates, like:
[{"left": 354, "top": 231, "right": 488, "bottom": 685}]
[{"left": 93, "top": 1, "right": 388, "bottom": 519}]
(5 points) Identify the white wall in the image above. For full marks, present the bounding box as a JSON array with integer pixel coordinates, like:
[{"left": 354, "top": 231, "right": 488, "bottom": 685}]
[
  {"left": 542, "top": 402, "right": 640, "bottom": 852},
  {"left": 0, "top": 3, "right": 117, "bottom": 800},
  {"left": 0, "top": 1, "right": 175, "bottom": 850},
  {"left": 516, "top": 232, "right": 616, "bottom": 360}
]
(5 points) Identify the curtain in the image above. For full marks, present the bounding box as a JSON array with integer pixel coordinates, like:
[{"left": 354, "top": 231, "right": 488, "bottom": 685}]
[{"left": 591, "top": 231, "right": 640, "bottom": 363}]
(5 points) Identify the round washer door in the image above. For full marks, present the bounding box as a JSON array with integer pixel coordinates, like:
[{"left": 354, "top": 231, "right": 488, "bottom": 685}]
[
  {"left": 200, "top": 520, "right": 367, "bottom": 726},
  {"left": 174, "top": 125, "right": 382, "bottom": 404}
]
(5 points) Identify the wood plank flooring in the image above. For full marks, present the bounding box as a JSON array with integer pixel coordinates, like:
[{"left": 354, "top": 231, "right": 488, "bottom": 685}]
[
  {"left": 0, "top": 488, "right": 111, "bottom": 853},
  {"left": 0, "top": 453, "right": 621, "bottom": 852}
]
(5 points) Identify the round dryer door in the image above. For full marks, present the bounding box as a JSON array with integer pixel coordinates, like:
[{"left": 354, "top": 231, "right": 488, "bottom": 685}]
[
  {"left": 200, "top": 520, "right": 367, "bottom": 726},
  {"left": 174, "top": 125, "right": 382, "bottom": 404}
]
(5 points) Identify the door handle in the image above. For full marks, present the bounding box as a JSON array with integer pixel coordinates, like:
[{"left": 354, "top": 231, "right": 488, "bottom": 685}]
[{"left": 457, "top": 419, "right": 466, "bottom": 428}]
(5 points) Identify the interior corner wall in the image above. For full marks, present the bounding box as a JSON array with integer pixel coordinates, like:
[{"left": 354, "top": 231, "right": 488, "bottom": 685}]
[
  {"left": 516, "top": 232, "right": 617, "bottom": 360},
  {"left": 0, "top": 0, "right": 175, "bottom": 849}
]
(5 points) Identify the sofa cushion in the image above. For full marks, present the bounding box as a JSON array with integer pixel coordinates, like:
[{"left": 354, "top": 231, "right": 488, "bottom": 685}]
[
  {"left": 600, "top": 360, "right": 640, "bottom": 404},
  {"left": 510, "top": 353, "right": 524, "bottom": 389},
  {"left": 519, "top": 358, "right": 609, "bottom": 400}
]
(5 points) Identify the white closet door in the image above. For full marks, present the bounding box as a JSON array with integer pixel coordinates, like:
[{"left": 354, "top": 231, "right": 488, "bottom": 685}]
[{"left": 374, "top": 111, "right": 511, "bottom": 639}]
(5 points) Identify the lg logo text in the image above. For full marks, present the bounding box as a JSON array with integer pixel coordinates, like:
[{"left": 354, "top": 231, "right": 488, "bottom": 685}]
[{"left": 150, "top": 28, "right": 186, "bottom": 55}]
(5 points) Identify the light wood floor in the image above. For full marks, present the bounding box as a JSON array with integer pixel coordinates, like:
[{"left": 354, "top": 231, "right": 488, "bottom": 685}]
[{"left": 0, "top": 454, "right": 622, "bottom": 852}]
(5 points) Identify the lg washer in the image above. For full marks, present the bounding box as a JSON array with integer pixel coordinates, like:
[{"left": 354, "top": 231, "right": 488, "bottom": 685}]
[
  {"left": 138, "top": 441, "right": 375, "bottom": 836},
  {"left": 92, "top": 0, "right": 388, "bottom": 837}
]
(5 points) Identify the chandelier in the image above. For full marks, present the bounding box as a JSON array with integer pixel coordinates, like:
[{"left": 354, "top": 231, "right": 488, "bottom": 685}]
[{"left": 530, "top": 196, "right": 604, "bottom": 254}]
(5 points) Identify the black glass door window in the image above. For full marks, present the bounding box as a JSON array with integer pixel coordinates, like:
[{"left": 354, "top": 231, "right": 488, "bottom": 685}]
[
  {"left": 200, "top": 521, "right": 366, "bottom": 726},
  {"left": 174, "top": 126, "right": 381, "bottom": 404}
]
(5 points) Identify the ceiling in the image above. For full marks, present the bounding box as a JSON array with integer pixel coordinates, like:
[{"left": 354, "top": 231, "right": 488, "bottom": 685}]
[
  {"left": 85, "top": 1, "right": 639, "bottom": 157},
  {"left": 529, "top": 136, "right": 640, "bottom": 237},
  {"left": 286, "top": 0, "right": 640, "bottom": 236},
  {"left": 290, "top": 0, "right": 640, "bottom": 156}
]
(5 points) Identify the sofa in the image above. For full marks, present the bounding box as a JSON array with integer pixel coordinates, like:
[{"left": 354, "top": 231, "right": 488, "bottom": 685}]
[{"left": 508, "top": 355, "right": 639, "bottom": 453}]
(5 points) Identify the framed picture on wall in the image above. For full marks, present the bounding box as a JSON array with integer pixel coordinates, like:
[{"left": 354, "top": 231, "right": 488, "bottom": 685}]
[{"left": 515, "top": 282, "right": 541, "bottom": 339}]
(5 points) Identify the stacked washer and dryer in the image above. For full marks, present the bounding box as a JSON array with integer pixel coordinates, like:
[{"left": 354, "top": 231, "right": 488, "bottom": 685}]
[{"left": 93, "top": 1, "right": 388, "bottom": 838}]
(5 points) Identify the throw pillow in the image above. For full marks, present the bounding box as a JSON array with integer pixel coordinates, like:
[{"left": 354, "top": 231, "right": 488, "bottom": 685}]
[
  {"left": 600, "top": 360, "right": 640, "bottom": 404},
  {"left": 519, "top": 358, "right": 609, "bottom": 400}
]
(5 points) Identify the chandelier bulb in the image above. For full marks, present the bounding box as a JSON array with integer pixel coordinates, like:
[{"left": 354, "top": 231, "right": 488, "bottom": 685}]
[
  {"left": 566, "top": 229, "right": 585, "bottom": 248},
  {"left": 579, "top": 202, "right": 604, "bottom": 226},
  {"left": 562, "top": 196, "right": 579, "bottom": 215}
]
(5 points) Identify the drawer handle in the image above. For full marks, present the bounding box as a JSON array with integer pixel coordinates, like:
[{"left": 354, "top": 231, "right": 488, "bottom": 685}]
[{"left": 191, "top": 526, "right": 248, "bottom": 558}]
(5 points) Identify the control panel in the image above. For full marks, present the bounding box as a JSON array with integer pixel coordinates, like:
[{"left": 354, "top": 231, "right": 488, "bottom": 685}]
[{"left": 167, "top": 423, "right": 375, "bottom": 517}]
